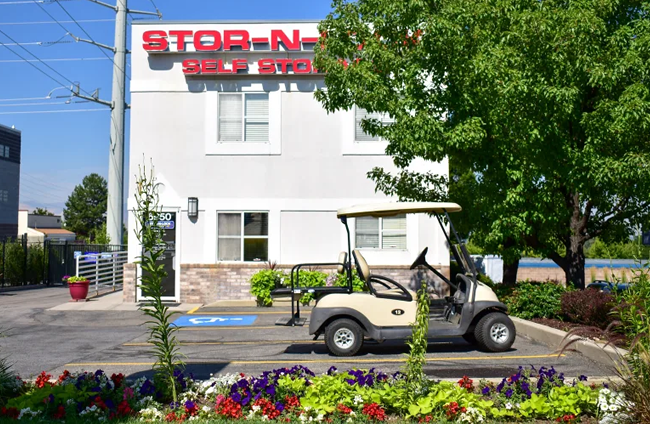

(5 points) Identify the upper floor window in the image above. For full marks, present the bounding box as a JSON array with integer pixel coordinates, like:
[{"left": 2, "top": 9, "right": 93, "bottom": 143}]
[
  {"left": 217, "top": 212, "right": 269, "bottom": 262},
  {"left": 0, "top": 144, "right": 9, "bottom": 158},
  {"left": 355, "top": 214, "right": 407, "bottom": 249},
  {"left": 0, "top": 190, "right": 8, "bottom": 203},
  {"left": 218, "top": 93, "right": 269, "bottom": 143},
  {"left": 355, "top": 107, "right": 394, "bottom": 142}
]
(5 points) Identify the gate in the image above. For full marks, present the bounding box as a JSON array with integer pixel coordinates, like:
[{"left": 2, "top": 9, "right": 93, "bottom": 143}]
[{"left": 46, "top": 242, "right": 126, "bottom": 284}]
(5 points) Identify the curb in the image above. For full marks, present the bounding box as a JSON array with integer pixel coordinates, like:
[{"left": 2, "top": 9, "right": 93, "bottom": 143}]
[{"left": 512, "top": 317, "right": 627, "bottom": 370}]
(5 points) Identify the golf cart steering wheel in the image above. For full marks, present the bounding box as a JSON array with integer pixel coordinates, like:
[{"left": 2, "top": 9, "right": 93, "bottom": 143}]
[{"left": 410, "top": 247, "right": 428, "bottom": 270}]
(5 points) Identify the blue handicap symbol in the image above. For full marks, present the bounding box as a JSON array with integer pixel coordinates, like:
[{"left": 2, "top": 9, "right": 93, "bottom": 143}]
[{"left": 171, "top": 315, "right": 257, "bottom": 327}]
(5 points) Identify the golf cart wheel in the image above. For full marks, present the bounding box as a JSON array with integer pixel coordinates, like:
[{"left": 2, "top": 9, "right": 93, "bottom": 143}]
[
  {"left": 325, "top": 318, "right": 363, "bottom": 357},
  {"left": 474, "top": 312, "right": 515, "bottom": 352}
]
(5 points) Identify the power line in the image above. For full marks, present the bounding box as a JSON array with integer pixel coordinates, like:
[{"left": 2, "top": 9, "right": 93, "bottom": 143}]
[
  {"left": 0, "top": 29, "right": 95, "bottom": 97},
  {"left": 0, "top": 108, "right": 107, "bottom": 114},
  {"left": 53, "top": 0, "right": 131, "bottom": 80},
  {"left": 0, "top": 38, "right": 70, "bottom": 90},
  {"left": 0, "top": 18, "right": 114, "bottom": 25},
  {"left": 23, "top": 173, "right": 74, "bottom": 192},
  {"left": 0, "top": 101, "right": 87, "bottom": 106},
  {"left": 0, "top": 56, "right": 109, "bottom": 63}
]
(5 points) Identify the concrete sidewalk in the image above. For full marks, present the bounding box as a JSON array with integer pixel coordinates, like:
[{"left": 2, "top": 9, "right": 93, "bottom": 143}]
[{"left": 47, "top": 290, "right": 202, "bottom": 312}]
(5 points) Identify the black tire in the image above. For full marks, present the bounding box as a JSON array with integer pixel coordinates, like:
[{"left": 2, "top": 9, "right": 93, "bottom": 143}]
[
  {"left": 474, "top": 312, "right": 516, "bottom": 352},
  {"left": 325, "top": 318, "right": 364, "bottom": 357},
  {"left": 462, "top": 333, "right": 477, "bottom": 345}
]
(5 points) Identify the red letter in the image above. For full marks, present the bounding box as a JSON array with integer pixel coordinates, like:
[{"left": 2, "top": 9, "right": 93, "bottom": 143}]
[
  {"left": 182, "top": 59, "right": 200, "bottom": 74},
  {"left": 271, "top": 29, "right": 300, "bottom": 51},
  {"left": 169, "top": 30, "right": 193, "bottom": 51},
  {"left": 142, "top": 30, "right": 168, "bottom": 52},
  {"left": 217, "top": 60, "right": 232, "bottom": 74},
  {"left": 223, "top": 30, "right": 250, "bottom": 51},
  {"left": 232, "top": 59, "right": 247, "bottom": 73},
  {"left": 275, "top": 58, "right": 292, "bottom": 73},
  {"left": 201, "top": 59, "right": 217, "bottom": 74},
  {"left": 293, "top": 58, "right": 312, "bottom": 74},
  {"left": 194, "top": 30, "right": 221, "bottom": 51},
  {"left": 258, "top": 58, "right": 275, "bottom": 74}
]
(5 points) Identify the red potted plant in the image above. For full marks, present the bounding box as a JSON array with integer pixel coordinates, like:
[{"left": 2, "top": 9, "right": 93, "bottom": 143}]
[{"left": 67, "top": 275, "right": 91, "bottom": 301}]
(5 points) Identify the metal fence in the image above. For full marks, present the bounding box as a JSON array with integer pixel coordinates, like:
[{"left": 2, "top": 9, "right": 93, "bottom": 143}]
[
  {"left": 0, "top": 236, "right": 126, "bottom": 288},
  {"left": 75, "top": 250, "right": 128, "bottom": 295}
]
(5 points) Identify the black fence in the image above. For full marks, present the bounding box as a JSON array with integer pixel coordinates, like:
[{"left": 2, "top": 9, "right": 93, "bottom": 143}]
[{"left": 0, "top": 235, "right": 126, "bottom": 287}]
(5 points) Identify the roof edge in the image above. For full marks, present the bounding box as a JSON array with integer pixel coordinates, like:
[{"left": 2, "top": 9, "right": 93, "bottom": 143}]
[{"left": 0, "top": 123, "right": 21, "bottom": 134}]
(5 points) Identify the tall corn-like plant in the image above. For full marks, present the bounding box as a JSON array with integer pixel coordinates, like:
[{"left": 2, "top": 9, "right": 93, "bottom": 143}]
[
  {"left": 402, "top": 283, "right": 430, "bottom": 401},
  {"left": 133, "top": 164, "right": 184, "bottom": 402}
]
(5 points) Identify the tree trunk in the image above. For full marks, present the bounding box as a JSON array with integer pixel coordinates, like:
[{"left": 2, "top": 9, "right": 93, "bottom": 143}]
[
  {"left": 565, "top": 235, "right": 586, "bottom": 289},
  {"left": 502, "top": 258, "right": 519, "bottom": 286}
]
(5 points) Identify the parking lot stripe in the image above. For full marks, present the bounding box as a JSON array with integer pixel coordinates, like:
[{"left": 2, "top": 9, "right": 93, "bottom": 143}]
[
  {"left": 123, "top": 340, "right": 320, "bottom": 346},
  {"left": 65, "top": 354, "right": 564, "bottom": 367},
  {"left": 186, "top": 306, "right": 200, "bottom": 314}
]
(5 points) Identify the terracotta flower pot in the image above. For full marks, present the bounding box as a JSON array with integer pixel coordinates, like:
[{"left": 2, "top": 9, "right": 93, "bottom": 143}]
[{"left": 69, "top": 280, "right": 90, "bottom": 301}]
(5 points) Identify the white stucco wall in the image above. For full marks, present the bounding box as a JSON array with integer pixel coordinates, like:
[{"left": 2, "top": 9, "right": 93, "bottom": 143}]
[{"left": 128, "top": 21, "right": 450, "bottom": 270}]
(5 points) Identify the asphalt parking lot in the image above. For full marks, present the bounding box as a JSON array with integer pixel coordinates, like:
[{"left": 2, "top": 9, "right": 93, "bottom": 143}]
[{"left": 0, "top": 286, "right": 616, "bottom": 381}]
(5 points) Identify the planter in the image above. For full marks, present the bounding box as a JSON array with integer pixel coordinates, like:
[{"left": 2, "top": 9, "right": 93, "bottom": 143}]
[{"left": 68, "top": 280, "right": 90, "bottom": 301}]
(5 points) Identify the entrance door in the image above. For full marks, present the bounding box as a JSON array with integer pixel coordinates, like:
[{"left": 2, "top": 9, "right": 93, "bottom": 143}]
[{"left": 138, "top": 210, "right": 179, "bottom": 302}]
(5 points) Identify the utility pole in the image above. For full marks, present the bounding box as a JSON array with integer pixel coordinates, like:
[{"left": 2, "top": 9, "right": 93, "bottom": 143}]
[
  {"left": 70, "top": 0, "right": 161, "bottom": 246},
  {"left": 107, "top": 0, "right": 128, "bottom": 246}
]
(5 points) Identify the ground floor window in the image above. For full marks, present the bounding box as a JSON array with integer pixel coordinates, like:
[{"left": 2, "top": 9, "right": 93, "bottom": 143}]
[
  {"left": 355, "top": 214, "right": 407, "bottom": 249},
  {"left": 217, "top": 212, "right": 269, "bottom": 262}
]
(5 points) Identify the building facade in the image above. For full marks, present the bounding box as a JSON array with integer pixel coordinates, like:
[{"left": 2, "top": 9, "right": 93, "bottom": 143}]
[
  {"left": 124, "top": 21, "right": 451, "bottom": 304},
  {"left": 18, "top": 210, "right": 76, "bottom": 243},
  {"left": 0, "top": 124, "right": 21, "bottom": 241}
]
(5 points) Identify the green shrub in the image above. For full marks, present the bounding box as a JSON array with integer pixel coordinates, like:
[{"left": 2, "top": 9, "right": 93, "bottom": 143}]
[
  {"left": 250, "top": 269, "right": 287, "bottom": 307},
  {"left": 503, "top": 281, "right": 569, "bottom": 320},
  {"left": 614, "top": 266, "right": 650, "bottom": 350}
]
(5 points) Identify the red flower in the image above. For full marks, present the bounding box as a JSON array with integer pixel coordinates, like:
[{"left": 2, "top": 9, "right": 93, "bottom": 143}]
[
  {"left": 53, "top": 405, "right": 66, "bottom": 420},
  {"left": 337, "top": 404, "right": 352, "bottom": 414},
  {"left": 457, "top": 376, "right": 474, "bottom": 391},
  {"left": 165, "top": 412, "right": 178, "bottom": 422},
  {"left": 444, "top": 402, "right": 465, "bottom": 419},
  {"left": 117, "top": 400, "right": 133, "bottom": 417},
  {"left": 362, "top": 403, "right": 386, "bottom": 422},
  {"left": 253, "top": 398, "right": 281, "bottom": 420},
  {"left": 557, "top": 414, "right": 577, "bottom": 424},
  {"left": 90, "top": 396, "right": 107, "bottom": 410},
  {"left": 111, "top": 373, "right": 125, "bottom": 388},
  {"left": 215, "top": 397, "right": 242, "bottom": 419},
  {"left": 285, "top": 395, "right": 301, "bottom": 411},
  {"left": 1, "top": 407, "right": 20, "bottom": 420},
  {"left": 58, "top": 370, "right": 71, "bottom": 383},
  {"left": 35, "top": 371, "right": 53, "bottom": 388},
  {"left": 418, "top": 415, "right": 433, "bottom": 423}
]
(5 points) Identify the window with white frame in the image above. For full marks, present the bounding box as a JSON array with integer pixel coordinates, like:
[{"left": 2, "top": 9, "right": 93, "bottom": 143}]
[
  {"left": 217, "top": 212, "right": 269, "bottom": 261},
  {"left": 355, "top": 106, "right": 394, "bottom": 142},
  {"left": 218, "top": 93, "right": 269, "bottom": 143},
  {"left": 0, "top": 144, "right": 9, "bottom": 158},
  {"left": 355, "top": 214, "right": 407, "bottom": 249},
  {"left": 0, "top": 190, "right": 8, "bottom": 203}
]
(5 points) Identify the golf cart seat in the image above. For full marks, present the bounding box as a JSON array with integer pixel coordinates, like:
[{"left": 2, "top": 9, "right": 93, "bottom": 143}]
[{"left": 352, "top": 249, "right": 412, "bottom": 302}]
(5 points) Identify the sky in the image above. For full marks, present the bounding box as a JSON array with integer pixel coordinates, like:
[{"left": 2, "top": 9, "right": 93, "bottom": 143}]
[{"left": 0, "top": 0, "right": 333, "bottom": 215}]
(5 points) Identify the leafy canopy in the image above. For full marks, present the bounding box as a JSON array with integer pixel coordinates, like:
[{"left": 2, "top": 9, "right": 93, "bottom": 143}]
[
  {"left": 63, "top": 173, "right": 108, "bottom": 239},
  {"left": 313, "top": 0, "right": 650, "bottom": 287}
]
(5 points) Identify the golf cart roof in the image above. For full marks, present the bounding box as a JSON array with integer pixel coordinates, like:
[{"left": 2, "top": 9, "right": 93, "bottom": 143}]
[{"left": 337, "top": 202, "right": 462, "bottom": 218}]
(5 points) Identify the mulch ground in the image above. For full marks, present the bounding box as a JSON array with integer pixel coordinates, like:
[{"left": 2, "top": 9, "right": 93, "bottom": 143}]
[{"left": 531, "top": 318, "right": 628, "bottom": 348}]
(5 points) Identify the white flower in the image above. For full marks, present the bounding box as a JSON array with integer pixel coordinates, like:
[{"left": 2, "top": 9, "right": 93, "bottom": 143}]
[
  {"left": 202, "top": 406, "right": 211, "bottom": 413},
  {"left": 350, "top": 411, "right": 356, "bottom": 417},
  {"left": 505, "top": 402, "right": 513, "bottom": 410},
  {"left": 17, "top": 408, "right": 41, "bottom": 420},
  {"left": 299, "top": 413, "right": 307, "bottom": 422},
  {"left": 252, "top": 405, "right": 261, "bottom": 412},
  {"left": 353, "top": 395, "right": 364, "bottom": 405},
  {"left": 317, "top": 413, "right": 324, "bottom": 422}
]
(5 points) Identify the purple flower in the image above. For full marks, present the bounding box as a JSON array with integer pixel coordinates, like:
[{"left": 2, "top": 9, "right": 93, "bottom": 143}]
[
  {"left": 525, "top": 389, "right": 532, "bottom": 398},
  {"left": 140, "top": 380, "right": 155, "bottom": 395},
  {"left": 603, "top": 383, "right": 609, "bottom": 389},
  {"left": 496, "top": 379, "right": 506, "bottom": 393},
  {"left": 184, "top": 401, "right": 196, "bottom": 410},
  {"left": 505, "top": 388, "right": 514, "bottom": 398},
  {"left": 511, "top": 373, "right": 520, "bottom": 383},
  {"left": 266, "top": 385, "right": 276, "bottom": 396},
  {"left": 275, "top": 402, "right": 285, "bottom": 412},
  {"left": 579, "top": 375, "right": 588, "bottom": 381},
  {"left": 90, "top": 386, "right": 102, "bottom": 393},
  {"left": 231, "top": 392, "right": 242, "bottom": 404},
  {"left": 105, "top": 399, "right": 115, "bottom": 410},
  {"left": 482, "top": 386, "right": 491, "bottom": 395},
  {"left": 346, "top": 379, "right": 356, "bottom": 385},
  {"left": 170, "top": 401, "right": 180, "bottom": 410},
  {"left": 327, "top": 366, "right": 338, "bottom": 375}
]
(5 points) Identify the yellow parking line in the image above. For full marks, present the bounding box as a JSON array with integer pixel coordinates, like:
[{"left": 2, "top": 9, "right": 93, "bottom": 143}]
[
  {"left": 188, "top": 311, "right": 310, "bottom": 315},
  {"left": 65, "top": 354, "right": 564, "bottom": 367},
  {"left": 124, "top": 340, "right": 320, "bottom": 346},
  {"left": 186, "top": 306, "right": 201, "bottom": 314}
]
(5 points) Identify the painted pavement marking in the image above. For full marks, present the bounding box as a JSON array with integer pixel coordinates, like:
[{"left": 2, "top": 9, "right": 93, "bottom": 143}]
[{"left": 171, "top": 315, "right": 257, "bottom": 327}]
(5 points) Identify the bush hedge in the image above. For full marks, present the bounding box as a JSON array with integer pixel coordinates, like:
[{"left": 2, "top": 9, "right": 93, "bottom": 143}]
[
  {"left": 501, "top": 281, "right": 569, "bottom": 320},
  {"left": 560, "top": 289, "right": 615, "bottom": 328}
]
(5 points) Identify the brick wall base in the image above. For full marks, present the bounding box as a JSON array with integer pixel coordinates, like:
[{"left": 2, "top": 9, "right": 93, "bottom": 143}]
[
  {"left": 122, "top": 262, "right": 451, "bottom": 304},
  {"left": 517, "top": 266, "right": 637, "bottom": 285}
]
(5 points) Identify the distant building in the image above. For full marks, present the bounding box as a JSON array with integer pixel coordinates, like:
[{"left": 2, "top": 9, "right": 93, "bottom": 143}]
[
  {"left": 0, "top": 124, "right": 20, "bottom": 241},
  {"left": 17, "top": 210, "right": 76, "bottom": 243}
]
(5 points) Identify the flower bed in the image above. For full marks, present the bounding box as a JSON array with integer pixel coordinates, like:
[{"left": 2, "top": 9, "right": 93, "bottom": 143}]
[{"left": 0, "top": 365, "right": 630, "bottom": 424}]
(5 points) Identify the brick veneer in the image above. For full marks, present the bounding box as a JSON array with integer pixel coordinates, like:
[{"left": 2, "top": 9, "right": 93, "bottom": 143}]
[
  {"left": 122, "top": 262, "right": 451, "bottom": 304},
  {"left": 517, "top": 266, "right": 637, "bottom": 284}
]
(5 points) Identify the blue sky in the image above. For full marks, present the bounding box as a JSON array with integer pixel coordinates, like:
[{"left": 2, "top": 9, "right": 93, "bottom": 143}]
[{"left": 0, "top": 0, "right": 333, "bottom": 215}]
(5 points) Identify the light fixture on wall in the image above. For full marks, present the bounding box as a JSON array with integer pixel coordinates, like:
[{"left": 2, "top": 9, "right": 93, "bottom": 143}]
[{"left": 188, "top": 197, "right": 199, "bottom": 218}]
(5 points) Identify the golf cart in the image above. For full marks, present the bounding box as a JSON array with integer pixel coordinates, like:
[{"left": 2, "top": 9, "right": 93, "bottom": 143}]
[{"left": 271, "top": 202, "right": 515, "bottom": 356}]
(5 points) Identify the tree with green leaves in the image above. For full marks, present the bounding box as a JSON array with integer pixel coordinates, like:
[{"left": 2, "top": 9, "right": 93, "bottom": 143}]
[
  {"left": 31, "top": 207, "right": 54, "bottom": 216},
  {"left": 313, "top": 0, "right": 650, "bottom": 289},
  {"left": 63, "top": 173, "right": 108, "bottom": 241}
]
